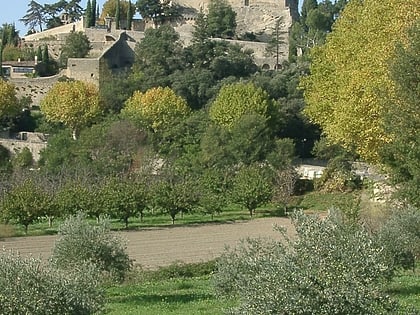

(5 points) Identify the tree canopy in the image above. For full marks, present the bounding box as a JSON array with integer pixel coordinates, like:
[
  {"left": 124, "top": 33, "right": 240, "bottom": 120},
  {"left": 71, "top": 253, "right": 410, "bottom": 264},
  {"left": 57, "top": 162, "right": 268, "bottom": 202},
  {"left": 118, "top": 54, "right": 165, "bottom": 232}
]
[
  {"left": 122, "top": 86, "right": 191, "bottom": 132},
  {"left": 209, "top": 82, "right": 272, "bottom": 129},
  {"left": 381, "top": 20, "right": 420, "bottom": 207},
  {"left": 301, "top": 0, "right": 420, "bottom": 162},
  {"left": 207, "top": 0, "right": 236, "bottom": 38},
  {"left": 0, "top": 80, "right": 20, "bottom": 121},
  {"left": 40, "top": 80, "right": 101, "bottom": 140}
]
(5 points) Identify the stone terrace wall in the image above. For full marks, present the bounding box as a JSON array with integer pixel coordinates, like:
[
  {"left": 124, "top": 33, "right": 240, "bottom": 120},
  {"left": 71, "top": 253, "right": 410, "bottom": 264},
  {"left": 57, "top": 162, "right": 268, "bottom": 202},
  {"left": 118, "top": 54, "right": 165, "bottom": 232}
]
[{"left": 11, "top": 74, "right": 64, "bottom": 107}]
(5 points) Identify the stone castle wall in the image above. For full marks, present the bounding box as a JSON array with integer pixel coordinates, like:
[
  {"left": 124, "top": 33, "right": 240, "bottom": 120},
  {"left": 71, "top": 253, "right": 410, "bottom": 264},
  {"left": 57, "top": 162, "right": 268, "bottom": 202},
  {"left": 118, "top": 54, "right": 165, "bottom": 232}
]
[{"left": 11, "top": 74, "right": 64, "bottom": 107}]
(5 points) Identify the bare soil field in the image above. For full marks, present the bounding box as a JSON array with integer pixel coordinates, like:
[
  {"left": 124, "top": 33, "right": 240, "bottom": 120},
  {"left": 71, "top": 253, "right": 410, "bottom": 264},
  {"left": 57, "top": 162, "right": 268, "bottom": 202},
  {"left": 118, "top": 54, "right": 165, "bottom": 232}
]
[{"left": 1, "top": 217, "right": 293, "bottom": 269}]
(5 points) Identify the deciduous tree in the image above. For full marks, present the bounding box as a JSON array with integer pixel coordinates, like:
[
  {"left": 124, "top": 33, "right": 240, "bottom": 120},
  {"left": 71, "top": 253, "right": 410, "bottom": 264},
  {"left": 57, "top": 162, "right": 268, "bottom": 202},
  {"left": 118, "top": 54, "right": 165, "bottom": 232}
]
[
  {"left": 209, "top": 82, "right": 272, "bottom": 129},
  {"left": 231, "top": 164, "right": 273, "bottom": 216},
  {"left": 381, "top": 20, "right": 420, "bottom": 207},
  {"left": 1, "top": 178, "right": 49, "bottom": 234},
  {"left": 122, "top": 86, "right": 191, "bottom": 132},
  {"left": 40, "top": 80, "right": 101, "bottom": 140},
  {"left": 301, "top": 0, "right": 420, "bottom": 162},
  {"left": 0, "top": 80, "right": 20, "bottom": 122}
]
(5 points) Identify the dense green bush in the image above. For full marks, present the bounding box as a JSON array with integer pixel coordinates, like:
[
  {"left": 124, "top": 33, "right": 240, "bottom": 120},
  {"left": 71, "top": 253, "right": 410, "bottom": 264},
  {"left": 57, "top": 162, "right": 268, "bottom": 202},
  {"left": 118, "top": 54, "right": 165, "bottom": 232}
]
[
  {"left": 214, "top": 211, "right": 399, "bottom": 314},
  {"left": 0, "top": 250, "right": 104, "bottom": 315},
  {"left": 50, "top": 212, "right": 132, "bottom": 282}
]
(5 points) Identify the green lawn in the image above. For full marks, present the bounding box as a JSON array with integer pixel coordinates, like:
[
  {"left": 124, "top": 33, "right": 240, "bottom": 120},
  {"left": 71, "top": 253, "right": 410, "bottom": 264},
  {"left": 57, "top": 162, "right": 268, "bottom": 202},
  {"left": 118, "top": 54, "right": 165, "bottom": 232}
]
[
  {"left": 104, "top": 276, "right": 233, "bottom": 315},
  {"left": 387, "top": 272, "right": 420, "bottom": 311},
  {"left": 104, "top": 268, "right": 420, "bottom": 315}
]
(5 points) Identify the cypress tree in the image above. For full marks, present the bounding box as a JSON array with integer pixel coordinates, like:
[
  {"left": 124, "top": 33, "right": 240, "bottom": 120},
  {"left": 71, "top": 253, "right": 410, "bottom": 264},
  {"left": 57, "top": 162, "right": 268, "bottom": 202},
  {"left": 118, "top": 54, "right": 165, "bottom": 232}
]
[
  {"left": 36, "top": 46, "right": 42, "bottom": 62},
  {"left": 86, "top": 0, "right": 92, "bottom": 27},
  {"left": 127, "top": 1, "right": 132, "bottom": 30},
  {"left": 91, "top": 0, "right": 97, "bottom": 27},
  {"left": 42, "top": 45, "right": 49, "bottom": 63},
  {"left": 115, "top": 0, "right": 121, "bottom": 29}
]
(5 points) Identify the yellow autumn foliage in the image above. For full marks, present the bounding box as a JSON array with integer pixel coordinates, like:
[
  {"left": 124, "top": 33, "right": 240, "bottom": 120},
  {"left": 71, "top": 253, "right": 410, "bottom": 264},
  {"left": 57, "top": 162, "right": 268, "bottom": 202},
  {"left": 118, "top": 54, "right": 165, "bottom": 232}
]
[
  {"left": 301, "top": 0, "right": 420, "bottom": 162},
  {"left": 0, "top": 80, "right": 19, "bottom": 118},
  {"left": 122, "top": 87, "right": 191, "bottom": 131},
  {"left": 40, "top": 80, "right": 101, "bottom": 137}
]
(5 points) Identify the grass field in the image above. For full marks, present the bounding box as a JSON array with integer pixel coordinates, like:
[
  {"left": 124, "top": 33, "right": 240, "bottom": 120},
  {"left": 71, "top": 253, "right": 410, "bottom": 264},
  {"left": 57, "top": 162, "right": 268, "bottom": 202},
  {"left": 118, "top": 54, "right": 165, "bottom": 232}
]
[{"left": 104, "top": 263, "right": 420, "bottom": 315}]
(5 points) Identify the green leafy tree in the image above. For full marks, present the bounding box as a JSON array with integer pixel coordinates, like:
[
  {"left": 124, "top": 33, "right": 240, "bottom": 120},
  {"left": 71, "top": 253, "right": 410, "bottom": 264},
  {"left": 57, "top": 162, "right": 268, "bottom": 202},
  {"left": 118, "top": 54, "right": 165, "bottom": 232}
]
[
  {"left": 60, "top": 31, "right": 91, "bottom": 67},
  {"left": 214, "top": 211, "right": 398, "bottom": 314},
  {"left": 54, "top": 178, "right": 94, "bottom": 217},
  {"left": 136, "top": 0, "right": 178, "bottom": 27},
  {"left": 149, "top": 171, "right": 198, "bottom": 224},
  {"left": 1, "top": 178, "right": 49, "bottom": 234},
  {"left": 231, "top": 164, "right": 273, "bottom": 216},
  {"left": 197, "top": 168, "right": 227, "bottom": 219},
  {"left": 209, "top": 82, "right": 272, "bottom": 129},
  {"left": 132, "top": 24, "right": 183, "bottom": 89},
  {"left": 99, "top": 176, "right": 148, "bottom": 227},
  {"left": 207, "top": 0, "right": 236, "bottom": 38},
  {"left": 301, "top": 0, "right": 420, "bottom": 162},
  {"left": 122, "top": 86, "right": 191, "bottom": 132},
  {"left": 38, "top": 129, "right": 77, "bottom": 174},
  {"left": 381, "top": 20, "right": 420, "bottom": 207},
  {"left": 100, "top": 0, "right": 135, "bottom": 25},
  {"left": 40, "top": 80, "right": 101, "bottom": 140}
]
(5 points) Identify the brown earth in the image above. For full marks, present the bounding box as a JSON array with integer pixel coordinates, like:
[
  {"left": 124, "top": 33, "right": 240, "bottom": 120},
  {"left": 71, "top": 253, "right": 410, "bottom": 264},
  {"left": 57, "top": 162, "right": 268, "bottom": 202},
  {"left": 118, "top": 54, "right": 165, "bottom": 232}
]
[{"left": 0, "top": 217, "right": 293, "bottom": 269}]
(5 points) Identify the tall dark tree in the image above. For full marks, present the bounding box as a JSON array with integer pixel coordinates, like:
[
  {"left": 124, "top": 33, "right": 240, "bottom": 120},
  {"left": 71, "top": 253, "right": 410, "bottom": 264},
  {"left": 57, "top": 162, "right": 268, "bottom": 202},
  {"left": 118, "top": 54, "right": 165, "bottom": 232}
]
[
  {"left": 115, "top": 0, "right": 121, "bottom": 29},
  {"left": 20, "top": 0, "right": 45, "bottom": 32},
  {"left": 91, "top": 0, "right": 97, "bottom": 26},
  {"left": 133, "top": 25, "right": 184, "bottom": 89},
  {"left": 126, "top": 1, "right": 133, "bottom": 30},
  {"left": 207, "top": 0, "right": 236, "bottom": 38},
  {"left": 136, "top": 0, "right": 178, "bottom": 27},
  {"left": 85, "top": 0, "right": 93, "bottom": 27},
  {"left": 64, "top": 0, "right": 84, "bottom": 22}
]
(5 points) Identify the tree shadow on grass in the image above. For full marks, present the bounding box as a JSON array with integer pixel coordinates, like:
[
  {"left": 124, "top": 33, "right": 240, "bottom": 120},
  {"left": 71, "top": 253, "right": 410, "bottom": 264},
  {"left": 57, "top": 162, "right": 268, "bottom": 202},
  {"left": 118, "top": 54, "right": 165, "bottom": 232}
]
[{"left": 112, "top": 292, "right": 213, "bottom": 306}]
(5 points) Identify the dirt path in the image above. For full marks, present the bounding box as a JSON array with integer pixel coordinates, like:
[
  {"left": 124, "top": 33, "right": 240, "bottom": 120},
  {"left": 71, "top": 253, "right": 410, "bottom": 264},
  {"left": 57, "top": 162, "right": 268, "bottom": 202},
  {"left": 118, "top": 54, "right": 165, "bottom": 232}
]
[{"left": 1, "top": 217, "right": 293, "bottom": 269}]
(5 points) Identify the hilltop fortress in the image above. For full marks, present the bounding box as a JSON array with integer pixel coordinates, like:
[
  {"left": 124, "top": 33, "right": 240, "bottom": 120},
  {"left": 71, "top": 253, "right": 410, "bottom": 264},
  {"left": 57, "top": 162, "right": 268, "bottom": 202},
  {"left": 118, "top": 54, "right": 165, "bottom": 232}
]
[{"left": 12, "top": 0, "right": 298, "bottom": 107}]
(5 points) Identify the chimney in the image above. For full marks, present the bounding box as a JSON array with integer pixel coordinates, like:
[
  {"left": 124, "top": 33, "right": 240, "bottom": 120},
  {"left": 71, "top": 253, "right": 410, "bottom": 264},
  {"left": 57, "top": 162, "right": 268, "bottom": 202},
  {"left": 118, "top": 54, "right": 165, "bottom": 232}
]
[
  {"left": 18, "top": 58, "right": 21, "bottom": 63},
  {"left": 35, "top": 55, "right": 38, "bottom": 65}
]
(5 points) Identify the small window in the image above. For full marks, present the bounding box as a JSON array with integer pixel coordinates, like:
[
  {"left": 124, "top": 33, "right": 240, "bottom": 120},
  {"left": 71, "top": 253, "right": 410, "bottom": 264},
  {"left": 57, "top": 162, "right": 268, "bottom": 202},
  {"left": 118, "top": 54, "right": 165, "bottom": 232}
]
[{"left": 244, "top": 0, "right": 249, "bottom": 6}]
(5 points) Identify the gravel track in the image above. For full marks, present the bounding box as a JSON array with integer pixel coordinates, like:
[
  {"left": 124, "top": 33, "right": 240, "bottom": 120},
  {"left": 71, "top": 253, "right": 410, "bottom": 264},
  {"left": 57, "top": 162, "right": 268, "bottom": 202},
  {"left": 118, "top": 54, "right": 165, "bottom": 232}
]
[{"left": 1, "top": 217, "right": 293, "bottom": 269}]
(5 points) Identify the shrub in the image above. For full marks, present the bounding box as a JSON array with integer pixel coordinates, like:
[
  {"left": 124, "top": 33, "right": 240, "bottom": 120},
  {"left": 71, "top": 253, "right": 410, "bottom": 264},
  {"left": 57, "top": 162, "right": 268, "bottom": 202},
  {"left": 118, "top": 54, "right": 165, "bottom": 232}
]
[
  {"left": 214, "top": 211, "right": 399, "bottom": 314},
  {"left": 376, "top": 206, "right": 420, "bottom": 272},
  {"left": 50, "top": 212, "right": 132, "bottom": 282},
  {"left": 314, "top": 156, "right": 361, "bottom": 192},
  {"left": 0, "top": 249, "right": 104, "bottom": 315}
]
